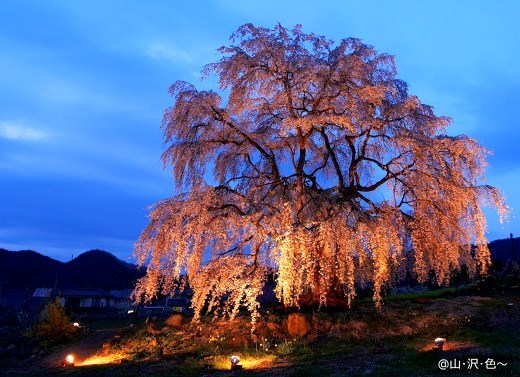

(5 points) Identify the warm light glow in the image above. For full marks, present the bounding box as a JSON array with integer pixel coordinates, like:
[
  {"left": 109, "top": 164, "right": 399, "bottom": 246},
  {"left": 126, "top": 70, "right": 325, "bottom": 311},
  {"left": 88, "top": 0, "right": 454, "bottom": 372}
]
[
  {"left": 73, "top": 322, "right": 80, "bottom": 327},
  {"left": 79, "top": 352, "right": 127, "bottom": 366},
  {"left": 239, "top": 357, "right": 275, "bottom": 369},
  {"left": 230, "top": 355, "right": 240, "bottom": 366},
  {"left": 214, "top": 355, "right": 275, "bottom": 370},
  {"left": 65, "top": 354, "right": 74, "bottom": 364},
  {"left": 420, "top": 340, "right": 478, "bottom": 353}
]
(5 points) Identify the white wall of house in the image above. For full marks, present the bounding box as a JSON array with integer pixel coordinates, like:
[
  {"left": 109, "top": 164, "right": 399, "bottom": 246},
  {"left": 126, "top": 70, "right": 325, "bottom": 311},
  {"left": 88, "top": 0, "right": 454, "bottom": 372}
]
[{"left": 80, "top": 298, "right": 92, "bottom": 308}]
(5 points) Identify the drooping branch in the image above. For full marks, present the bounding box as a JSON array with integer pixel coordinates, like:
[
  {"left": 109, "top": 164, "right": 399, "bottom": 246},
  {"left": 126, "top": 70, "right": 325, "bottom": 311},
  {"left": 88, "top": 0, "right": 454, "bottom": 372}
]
[{"left": 134, "top": 23, "right": 508, "bottom": 324}]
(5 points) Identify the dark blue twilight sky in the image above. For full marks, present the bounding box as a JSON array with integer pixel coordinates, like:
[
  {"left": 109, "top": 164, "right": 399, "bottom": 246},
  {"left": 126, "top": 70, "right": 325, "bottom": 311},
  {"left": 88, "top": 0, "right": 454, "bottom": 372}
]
[{"left": 1, "top": 1, "right": 519, "bottom": 262}]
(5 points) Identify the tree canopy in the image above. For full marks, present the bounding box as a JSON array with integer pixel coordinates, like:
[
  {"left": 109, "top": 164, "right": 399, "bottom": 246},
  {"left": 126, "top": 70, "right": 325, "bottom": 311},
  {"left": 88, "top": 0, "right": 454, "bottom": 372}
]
[{"left": 133, "top": 24, "right": 507, "bottom": 323}]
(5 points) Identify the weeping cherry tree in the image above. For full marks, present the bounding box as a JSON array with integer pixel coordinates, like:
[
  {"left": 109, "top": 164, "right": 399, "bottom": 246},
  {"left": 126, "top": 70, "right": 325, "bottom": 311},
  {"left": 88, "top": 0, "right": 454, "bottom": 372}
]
[{"left": 133, "top": 24, "right": 507, "bottom": 324}]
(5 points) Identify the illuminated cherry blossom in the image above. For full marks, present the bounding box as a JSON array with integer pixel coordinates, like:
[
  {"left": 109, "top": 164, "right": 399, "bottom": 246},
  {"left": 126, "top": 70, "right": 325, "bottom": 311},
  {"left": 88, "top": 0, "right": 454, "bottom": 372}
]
[{"left": 133, "top": 24, "right": 507, "bottom": 322}]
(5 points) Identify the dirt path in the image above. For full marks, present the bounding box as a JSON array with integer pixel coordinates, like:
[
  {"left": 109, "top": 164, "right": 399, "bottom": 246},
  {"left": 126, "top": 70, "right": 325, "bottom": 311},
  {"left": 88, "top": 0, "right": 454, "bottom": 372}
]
[
  {"left": 39, "top": 328, "right": 125, "bottom": 368},
  {"left": 3, "top": 328, "right": 126, "bottom": 375}
]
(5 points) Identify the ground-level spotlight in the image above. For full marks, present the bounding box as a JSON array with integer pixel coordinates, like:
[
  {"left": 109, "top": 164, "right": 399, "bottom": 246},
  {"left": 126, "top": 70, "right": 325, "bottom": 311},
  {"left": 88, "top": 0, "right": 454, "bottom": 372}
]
[
  {"left": 230, "top": 355, "right": 242, "bottom": 371},
  {"left": 434, "top": 338, "right": 445, "bottom": 350},
  {"left": 61, "top": 354, "right": 75, "bottom": 367}
]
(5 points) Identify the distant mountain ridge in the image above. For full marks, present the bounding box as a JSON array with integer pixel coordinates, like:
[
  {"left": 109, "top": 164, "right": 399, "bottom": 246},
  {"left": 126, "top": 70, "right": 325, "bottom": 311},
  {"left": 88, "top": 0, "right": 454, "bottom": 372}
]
[
  {"left": 0, "top": 236, "right": 518, "bottom": 295},
  {"left": 488, "top": 236, "right": 520, "bottom": 264},
  {"left": 0, "top": 249, "right": 145, "bottom": 293}
]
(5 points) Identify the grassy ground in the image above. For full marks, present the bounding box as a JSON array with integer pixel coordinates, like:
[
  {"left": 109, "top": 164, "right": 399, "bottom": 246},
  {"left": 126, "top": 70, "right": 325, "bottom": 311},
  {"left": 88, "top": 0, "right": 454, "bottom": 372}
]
[{"left": 3, "top": 286, "right": 519, "bottom": 376}]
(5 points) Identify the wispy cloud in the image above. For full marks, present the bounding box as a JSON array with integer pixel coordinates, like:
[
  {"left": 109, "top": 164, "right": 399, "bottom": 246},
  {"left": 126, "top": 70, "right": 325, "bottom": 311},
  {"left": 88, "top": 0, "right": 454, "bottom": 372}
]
[
  {"left": 0, "top": 122, "right": 48, "bottom": 141},
  {"left": 146, "top": 42, "right": 194, "bottom": 64}
]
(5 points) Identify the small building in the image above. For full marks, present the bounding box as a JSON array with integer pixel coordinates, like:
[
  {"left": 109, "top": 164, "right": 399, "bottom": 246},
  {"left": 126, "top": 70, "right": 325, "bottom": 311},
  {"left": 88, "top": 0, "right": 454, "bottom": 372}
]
[
  {"left": 56, "top": 288, "right": 136, "bottom": 317},
  {"left": 58, "top": 289, "right": 111, "bottom": 310},
  {"left": 165, "top": 296, "right": 191, "bottom": 315},
  {"left": 108, "top": 289, "right": 134, "bottom": 311}
]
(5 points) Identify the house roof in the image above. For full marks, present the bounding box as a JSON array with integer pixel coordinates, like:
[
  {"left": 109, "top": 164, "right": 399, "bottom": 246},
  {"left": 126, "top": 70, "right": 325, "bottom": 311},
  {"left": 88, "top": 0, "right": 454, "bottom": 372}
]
[
  {"left": 108, "top": 289, "right": 133, "bottom": 298},
  {"left": 33, "top": 287, "right": 53, "bottom": 298},
  {"left": 59, "top": 289, "right": 110, "bottom": 297}
]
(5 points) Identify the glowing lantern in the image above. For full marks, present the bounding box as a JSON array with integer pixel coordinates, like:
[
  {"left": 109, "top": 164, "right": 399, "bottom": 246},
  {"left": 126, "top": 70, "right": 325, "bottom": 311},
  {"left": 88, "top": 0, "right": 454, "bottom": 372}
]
[
  {"left": 230, "top": 355, "right": 241, "bottom": 370},
  {"left": 434, "top": 338, "right": 445, "bottom": 350},
  {"left": 61, "top": 354, "right": 74, "bottom": 367}
]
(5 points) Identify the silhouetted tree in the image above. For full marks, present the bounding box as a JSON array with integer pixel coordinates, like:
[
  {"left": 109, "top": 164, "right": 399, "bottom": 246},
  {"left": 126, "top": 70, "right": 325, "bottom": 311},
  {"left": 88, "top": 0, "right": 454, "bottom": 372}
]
[{"left": 35, "top": 299, "right": 76, "bottom": 345}]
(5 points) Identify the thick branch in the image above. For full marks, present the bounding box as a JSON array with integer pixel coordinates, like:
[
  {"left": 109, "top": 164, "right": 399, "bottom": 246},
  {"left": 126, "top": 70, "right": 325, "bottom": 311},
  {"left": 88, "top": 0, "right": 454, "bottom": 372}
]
[
  {"left": 211, "top": 106, "right": 281, "bottom": 181},
  {"left": 319, "top": 127, "right": 345, "bottom": 189}
]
